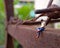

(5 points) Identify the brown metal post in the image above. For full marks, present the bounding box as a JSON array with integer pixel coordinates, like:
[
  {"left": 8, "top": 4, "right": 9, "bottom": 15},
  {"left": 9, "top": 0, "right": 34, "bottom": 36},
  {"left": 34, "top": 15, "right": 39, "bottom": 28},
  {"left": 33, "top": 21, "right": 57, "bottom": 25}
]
[
  {"left": 5, "top": 33, "right": 14, "bottom": 48},
  {"left": 47, "top": 0, "right": 53, "bottom": 7},
  {"left": 4, "top": 0, "right": 14, "bottom": 48},
  {"left": 4, "top": 0, "right": 14, "bottom": 21}
]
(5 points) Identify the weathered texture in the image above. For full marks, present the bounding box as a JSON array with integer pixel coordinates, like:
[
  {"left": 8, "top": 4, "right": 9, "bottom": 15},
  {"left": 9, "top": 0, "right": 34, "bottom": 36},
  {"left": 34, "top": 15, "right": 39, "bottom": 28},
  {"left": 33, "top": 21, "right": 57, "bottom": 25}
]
[
  {"left": 4, "top": 0, "right": 14, "bottom": 21},
  {"left": 23, "top": 19, "right": 60, "bottom": 25},
  {"left": 8, "top": 24, "right": 60, "bottom": 48},
  {"left": 35, "top": 8, "right": 60, "bottom": 14},
  {"left": 4, "top": 0, "right": 14, "bottom": 48}
]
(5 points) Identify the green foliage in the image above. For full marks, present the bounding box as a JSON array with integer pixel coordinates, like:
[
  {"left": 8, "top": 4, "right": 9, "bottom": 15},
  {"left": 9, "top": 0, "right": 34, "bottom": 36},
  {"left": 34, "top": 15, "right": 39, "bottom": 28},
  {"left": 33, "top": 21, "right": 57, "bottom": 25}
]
[
  {"left": 14, "top": 0, "right": 19, "bottom": 5},
  {"left": 57, "top": 24, "right": 60, "bottom": 28},
  {"left": 0, "top": 0, "right": 5, "bottom": 45},
  {"left": 14, "top": 3, "right": 34, "bottom": 20},
  {"left": 14, "top": 40, "right": 19, "bottom": 48},
  {"left": 0, "top": 24, "right": 5, "bottom": 45},
  {"left": 0, "top": 0, "right": 5, "bottom": 18}
]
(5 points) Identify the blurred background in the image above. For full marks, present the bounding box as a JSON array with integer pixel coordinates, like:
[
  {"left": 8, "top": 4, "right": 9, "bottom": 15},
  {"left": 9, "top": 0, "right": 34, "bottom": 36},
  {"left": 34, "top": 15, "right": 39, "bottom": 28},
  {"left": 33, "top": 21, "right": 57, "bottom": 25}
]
[
  {"left": 0, "top": 0, "right": 60, "bottom": 48},
  {"left": 0, "top": 0, "right": 34, "bottom": 48}
]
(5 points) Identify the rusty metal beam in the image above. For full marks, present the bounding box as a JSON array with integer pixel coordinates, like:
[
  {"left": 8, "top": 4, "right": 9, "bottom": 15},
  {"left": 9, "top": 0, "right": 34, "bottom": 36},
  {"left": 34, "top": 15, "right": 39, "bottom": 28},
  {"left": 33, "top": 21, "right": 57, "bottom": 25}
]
[
  {"left": 4, "top": 0, "right": 14, "bottom": 21},
  {"left": 23, "top": 19, "right": 60, "bottom": 25},
  {"left": 4, "top": 0, "right": 14, "bottom": 48},
  {"left": 35, "top": 8, "right": 60, "bottom": 14},
  {"left": 8, "top": 24, "right": 60, "bottom": 48},
  {"left": 5, "top": 33, "right": 14, "bottom": 48}
]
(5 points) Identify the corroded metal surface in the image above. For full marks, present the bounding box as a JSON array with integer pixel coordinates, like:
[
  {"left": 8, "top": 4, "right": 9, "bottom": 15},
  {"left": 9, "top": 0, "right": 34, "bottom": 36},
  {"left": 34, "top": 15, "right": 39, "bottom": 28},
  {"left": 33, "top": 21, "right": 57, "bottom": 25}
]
[
  {"left": 4, "top": 0, "right": 60, "bottom": 48},
  {"left": 23, "top": 19, "right": 60, "bottom": 25},
  {"left": 8, "top": 24, "right": 60, "bottom": 48},
  {"left": 4, "top": 0, "right": 14, "bottom": 21},
  {"left": 4, "top": 0, "right": 14, "bottom": 48},
  {"left": 35, "top": 8, "right": 60, "bottom": 14}
]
